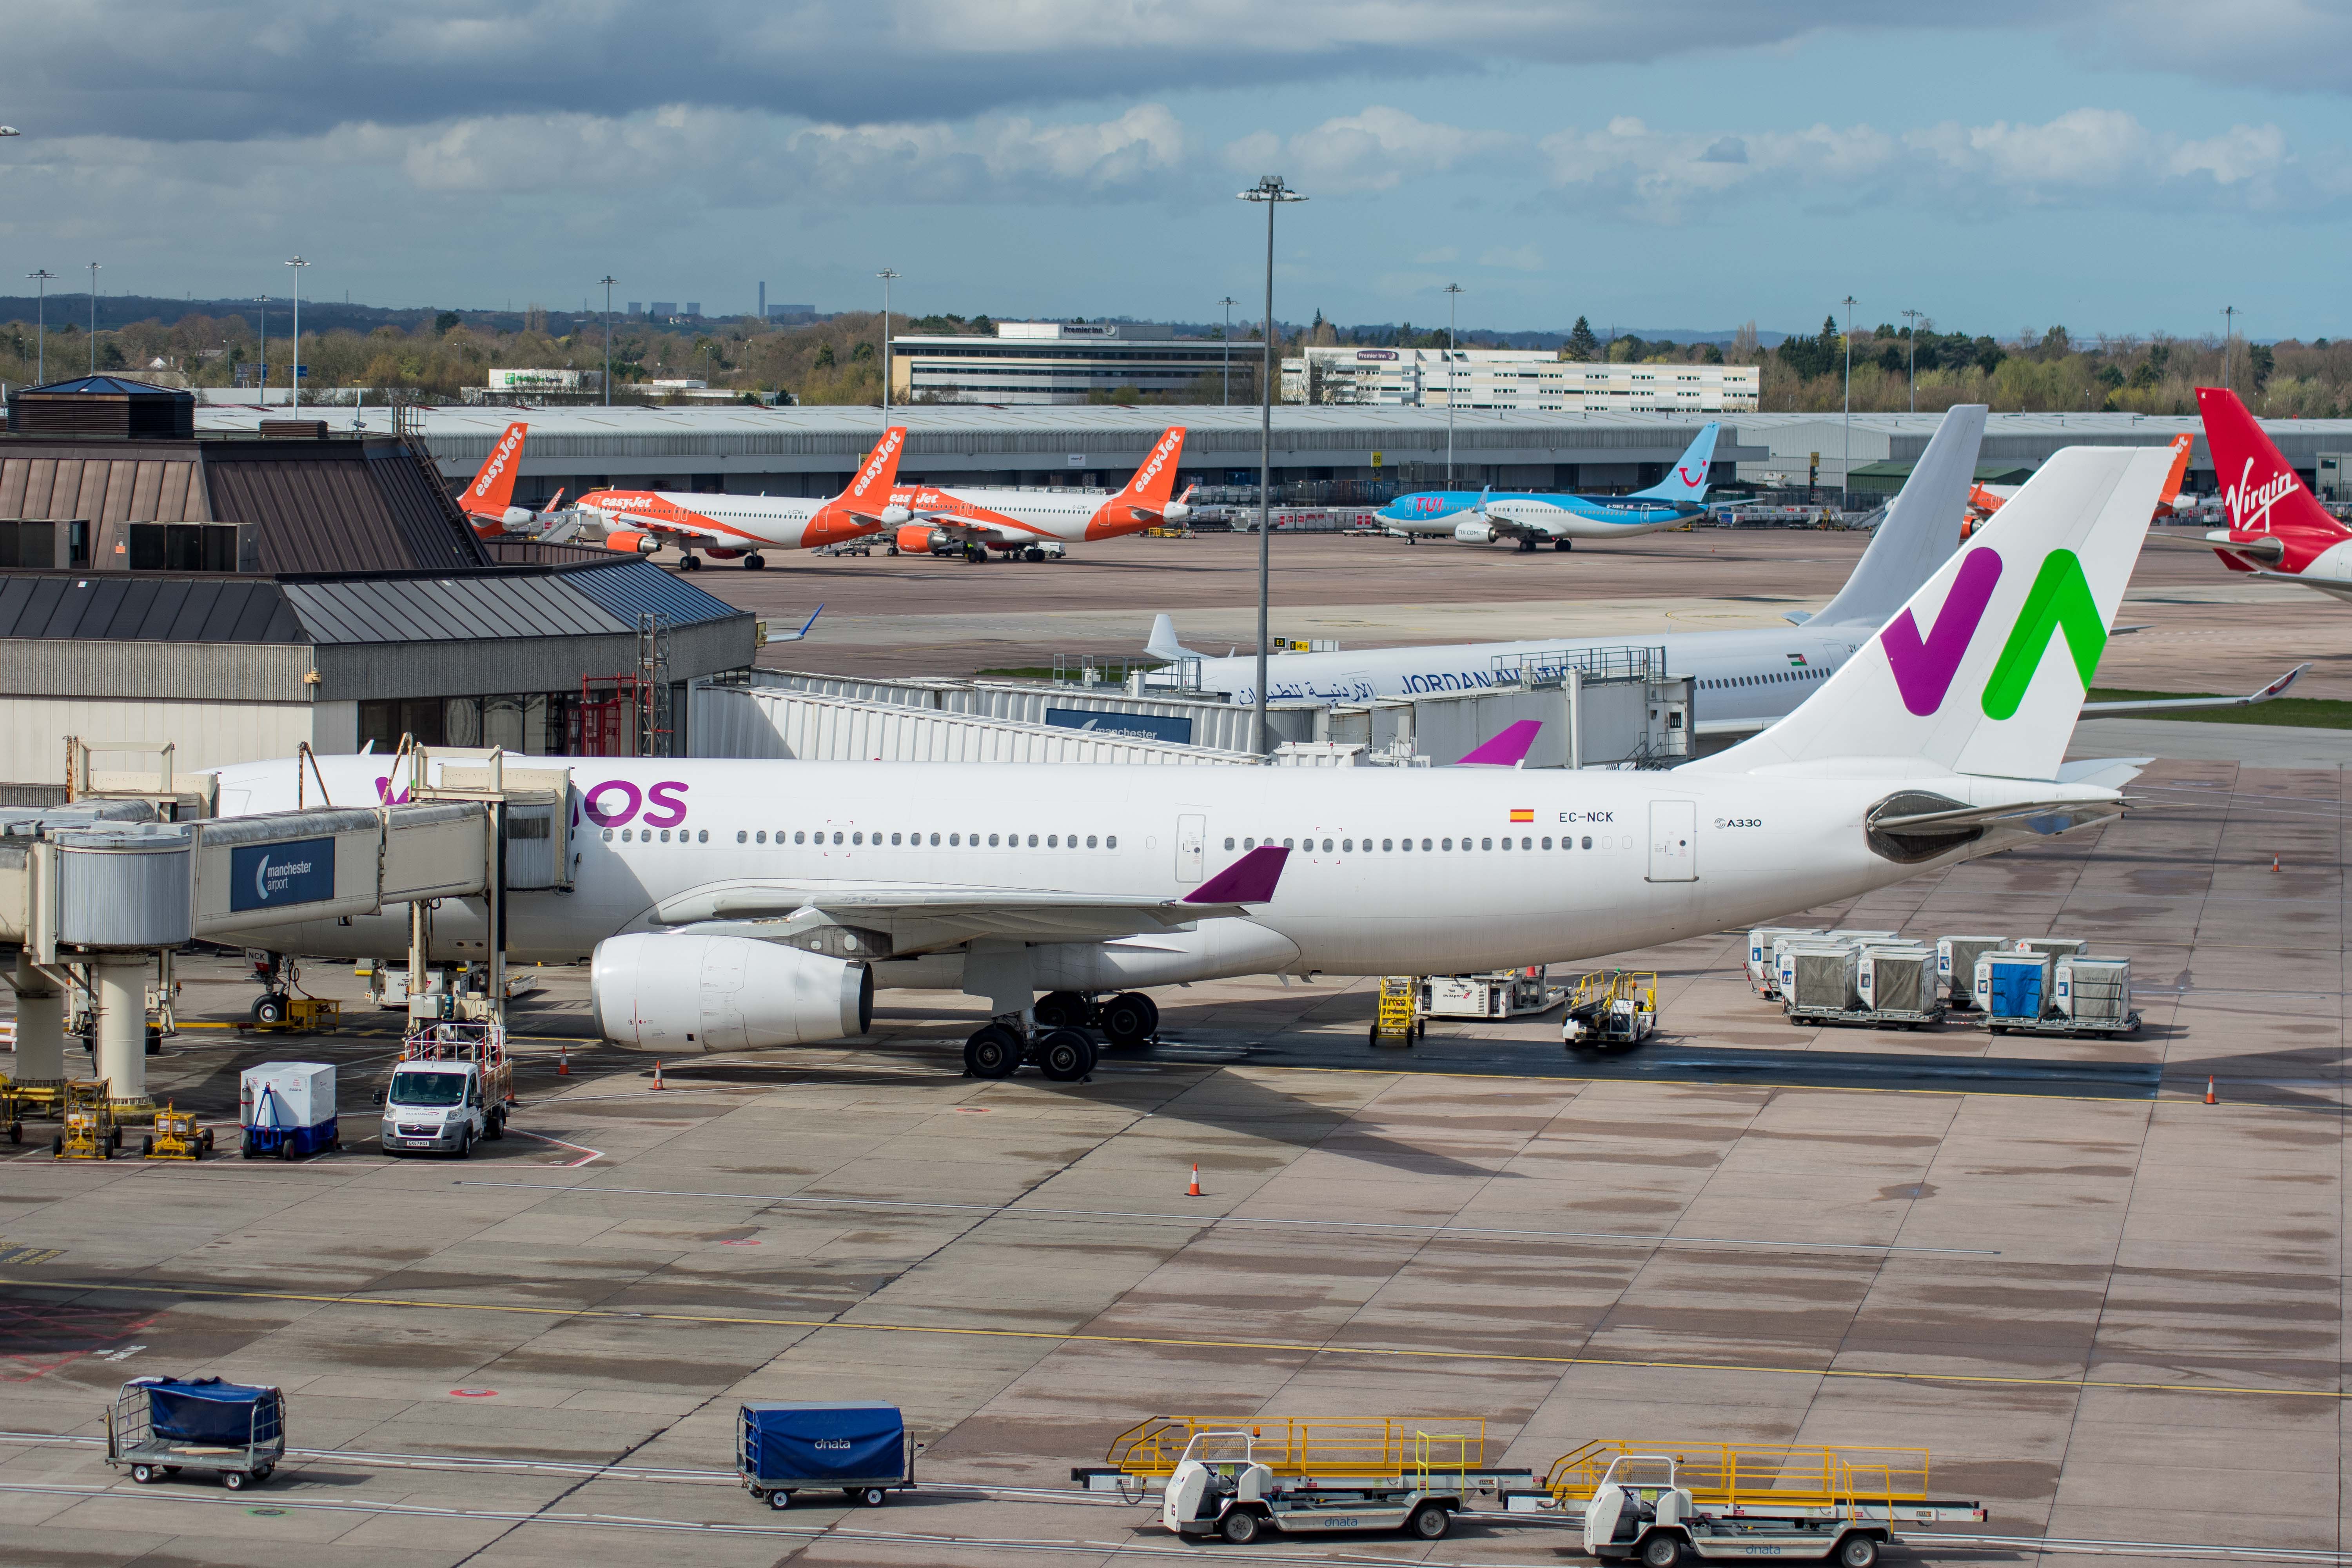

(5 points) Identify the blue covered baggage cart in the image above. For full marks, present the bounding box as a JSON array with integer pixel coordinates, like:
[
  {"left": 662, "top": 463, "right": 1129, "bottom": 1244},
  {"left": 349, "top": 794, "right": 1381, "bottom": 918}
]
[
  {"left": 105, "top": 1376, "right": 285, "bottom": 1489},
  {"left": 739, "top": 1401, "right": 915, "bottom": 1510}
]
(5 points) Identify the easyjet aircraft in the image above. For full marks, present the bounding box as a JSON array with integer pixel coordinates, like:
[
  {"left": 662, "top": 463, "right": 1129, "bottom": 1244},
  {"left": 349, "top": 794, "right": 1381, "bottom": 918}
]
[
  {"left": 570, "top": 428, "right": 911, "bottom": 569},
  {"left": 2193, "top": 387, "right": 2352, "bottom": 601},
  {"left": 456, "top": 421, "right": 569, "bottom": 540},
  {"left": 1967, "top": 433, "right": 2192, "bottom": 532},
  {"left": 889, "top": 425, "right": 1192, "bottom": 562}
]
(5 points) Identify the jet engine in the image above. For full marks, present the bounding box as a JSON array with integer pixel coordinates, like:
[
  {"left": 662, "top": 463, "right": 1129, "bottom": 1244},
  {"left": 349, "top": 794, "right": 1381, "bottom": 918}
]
[
  {"left": 1453, "top": 519, "right": 1497, "bottom": 544},
  {"left": 896, "top": 524, "right": 949, "bottom": 554},
  {"left": 590, "top": 933, "right": 872, "bottom": 1052},
  {"left": 879, "top": 503, "right": 913, "bottom": 526},
  {"left": 604, "top": 530, "right": 660, "bottom": 555}
]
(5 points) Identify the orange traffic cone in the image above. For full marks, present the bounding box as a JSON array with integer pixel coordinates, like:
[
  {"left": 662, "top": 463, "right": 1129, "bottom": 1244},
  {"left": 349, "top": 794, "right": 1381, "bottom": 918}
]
[
  {"left": 2271, "top": 855, "right": 2281, "bottom": 872},
  {"left": 557, "top": 1044, "right": 570, "bottom": 1077},
  {"left": 2205, "top": 1076, "right": 2217, "bottom": 1105},
  {"left": 653, "top": 1060, "right": 665, "bottom": 1091},
  {"left": 1187, "top": 1163, "right": 1201, "bottom": 1198}
]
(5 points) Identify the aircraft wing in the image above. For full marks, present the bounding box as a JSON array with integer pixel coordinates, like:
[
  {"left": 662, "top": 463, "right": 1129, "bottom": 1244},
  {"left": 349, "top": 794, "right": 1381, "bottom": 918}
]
[
  {"left": 1483, "top": 505, "right": 1569, "bottom": 540},
  {"left": 651, "top": 846, "right": 1291, "bottom": 951},
  {"left": 2078, "top": 663, "right": 2309, "bottom": 718}
]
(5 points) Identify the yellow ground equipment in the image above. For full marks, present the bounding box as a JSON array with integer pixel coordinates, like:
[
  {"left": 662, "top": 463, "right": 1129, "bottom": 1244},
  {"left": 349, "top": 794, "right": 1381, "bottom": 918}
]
[
  {"left": 1562, "top": 970, "right": 1657, "bottom": 1051},
  {"left": 1513, "top": 1439, "right": 1984, "bottom": 1522},
  {"left": 1, "top": 1076, "right": 22, "bottom": 1144},
  {"left": 143, "top": 1105, "right": 213, "bottom": 1161},
  {"left": 54, "top": 1080, "right": 118, "bottom": 1161},
  {"left": 5, "top": 1074, "right": 66, "bottom": 1125},
  {"left": 1091, "top": 1415, "right": 1494, "bottom": 1484},
  {"left": 254, "top": 997, "right": 340, "bottom": 1034},
  {"left": 1368, "top": 976, "right": 1423, "bottom": 1047}
]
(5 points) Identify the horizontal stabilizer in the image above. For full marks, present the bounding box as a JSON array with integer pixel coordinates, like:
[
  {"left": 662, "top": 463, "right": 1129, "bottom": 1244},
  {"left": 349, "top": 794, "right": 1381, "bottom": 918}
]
[{"left": 2078, "top": 662, "right": 2309, "bottom": 717}]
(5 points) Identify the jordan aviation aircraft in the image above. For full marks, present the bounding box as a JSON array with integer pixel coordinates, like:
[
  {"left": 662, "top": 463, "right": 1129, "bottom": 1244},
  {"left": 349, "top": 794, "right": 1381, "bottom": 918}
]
[
  {"left": 2193, "top": 387, "right": 2352, "bottom": 602},
  {"left": 202, "top": 440, "right": 2174, "bottom": 1080},
  {"left": 570, "top": 428, "right": 911, "bottom": 569},
  {"left": 1380, "top": 422, "right": 1719, "bottom": 551},
  {"left": 890, "top": 426, "right": 1194, "bottom": 562}
]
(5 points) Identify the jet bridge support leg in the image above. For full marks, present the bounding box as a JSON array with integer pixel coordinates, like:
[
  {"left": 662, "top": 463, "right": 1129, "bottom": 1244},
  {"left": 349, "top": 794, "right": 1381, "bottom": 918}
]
[
  {"left": 91, "top": 955, "right": 147, "bottom": 1105},
  {"left": 9, "top": 953, "right": 64, "bottom": 1082}
]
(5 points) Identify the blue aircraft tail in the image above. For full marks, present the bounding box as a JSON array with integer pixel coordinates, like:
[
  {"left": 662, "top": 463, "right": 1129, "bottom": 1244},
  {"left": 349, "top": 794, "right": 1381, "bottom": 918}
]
[{"left": 1627, "top": 422, "right": 1720, "bottom": 503}]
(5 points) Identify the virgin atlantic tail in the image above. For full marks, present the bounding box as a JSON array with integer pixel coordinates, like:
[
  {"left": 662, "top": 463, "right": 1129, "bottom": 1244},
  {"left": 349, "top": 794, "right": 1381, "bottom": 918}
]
[{"left": 2197, "top": 387, "right": 2352, "bottom": 598}]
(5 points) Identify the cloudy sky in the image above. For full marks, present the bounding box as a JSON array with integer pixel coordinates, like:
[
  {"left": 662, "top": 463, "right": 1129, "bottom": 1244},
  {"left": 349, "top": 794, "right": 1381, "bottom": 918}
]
[{"left": 4, "top": 1, "right": 2350, "bottom": 336}]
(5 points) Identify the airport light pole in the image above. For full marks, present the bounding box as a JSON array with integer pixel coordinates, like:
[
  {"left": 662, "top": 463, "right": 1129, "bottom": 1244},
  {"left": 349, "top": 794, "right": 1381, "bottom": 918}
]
[
  {"left": 1840, "top": 294, "right": 1855, "bottom": 511},
  {"left": 1444, "top": 282, "right": 1463, "bottom": 486},
  {"left": 285, "top": 256, "right": 309, "bottom": 407},
  {"left": 1219, "top": 295, "right": 1236, "bottom": 406},
  {"left": 1901, "top": 308, "right": 1921, "bottom": 413},
  {"left": 26, "top": 270, "right": 53, "bottom": 383},
  {"left": 2223, "top": 305, "right": 2238, "bottom": 390},
  {"left": 85, "top": 262, "right": 100, "bottom": 375},
  {"left": 876, "top": 268, "right": 898, "bottom": 414},
  {"left": 600, "top": 276, "right": 617, "bottom": 406},
  {"left": 1240, "top": 174, "right": 1305, "bottom": 759},
  {"left": 254, "top": 296, "right": 268, "bottom": 399}
]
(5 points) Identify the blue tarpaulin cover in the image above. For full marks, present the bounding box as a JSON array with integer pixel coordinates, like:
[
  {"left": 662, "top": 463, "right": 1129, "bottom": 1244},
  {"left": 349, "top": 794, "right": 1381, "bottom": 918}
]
[
  {"left": 739, "top": 1402, "right": 904, "bottom": 1485},
  {"left": 136, "top": 1377, "right": 280, "bottom": 1445}
]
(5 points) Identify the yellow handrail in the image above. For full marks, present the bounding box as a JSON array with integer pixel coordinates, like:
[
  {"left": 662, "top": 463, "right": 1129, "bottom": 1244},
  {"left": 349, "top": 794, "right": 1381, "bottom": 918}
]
[
  {"left": 1544, "top": 1440, "right": 1933, "bottom": 1507},
  {"left": 1105, "top": 1416, "right": 1488, "bottom": 1477}
]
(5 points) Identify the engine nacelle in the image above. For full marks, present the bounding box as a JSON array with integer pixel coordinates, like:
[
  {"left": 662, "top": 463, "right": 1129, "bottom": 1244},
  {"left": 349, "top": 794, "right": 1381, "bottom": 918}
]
[
  {"left": 604, "top": 529, "right": 659, "bottom": 555},
  {"left": 1453, "top": 519, "right": 1497, "bottom": 544},
  {"left": 896, "top": 524, "right": 949, "bottom": 554},
  {"left": 590, "top": 933, "right": 872, "bottom": 1052},
  {"left": 499, "top": 505, "right": 538, "bottom": 532},
  {"left": 1160, "top": 499, "right": 1191, "bottom": 523},
  {"left": 879, "top": 503, "right": 913, "bottom": 526}
]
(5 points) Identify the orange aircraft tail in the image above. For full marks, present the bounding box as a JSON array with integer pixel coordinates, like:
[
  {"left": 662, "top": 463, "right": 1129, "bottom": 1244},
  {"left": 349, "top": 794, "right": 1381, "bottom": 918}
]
[
  {"left": 461, "top": 421, "right": 530, "bottom": 524},
  {"left": 2153, "top": 432, "right": 2194, "bottom": 516},
  {"left": 1117, "top": 426, "right": 1187, "bottom": 510},
  {"left": 804, "top": 426, "right": 910, "bottom": 546}
]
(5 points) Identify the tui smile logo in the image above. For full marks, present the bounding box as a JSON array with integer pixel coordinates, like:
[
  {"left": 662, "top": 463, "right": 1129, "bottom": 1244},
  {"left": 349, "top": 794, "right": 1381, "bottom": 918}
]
[{"left": 1880, "top": 547, "right": 2105, "bottom": 719}]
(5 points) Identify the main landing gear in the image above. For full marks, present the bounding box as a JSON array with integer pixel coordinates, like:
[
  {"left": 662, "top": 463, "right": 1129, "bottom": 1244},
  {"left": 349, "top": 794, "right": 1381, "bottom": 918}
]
[
  {"left": 741, "top": 553, "right": 766, "bottom": 570},
  {"left": 679, "top": 552, "right": 703, "bottom": 571},
  {"left": 963, "top": 991, "right": 1160, "bottom": 1082},
  {"left": 1553, "top": 538, "right": 1572, "bottom": 551}
]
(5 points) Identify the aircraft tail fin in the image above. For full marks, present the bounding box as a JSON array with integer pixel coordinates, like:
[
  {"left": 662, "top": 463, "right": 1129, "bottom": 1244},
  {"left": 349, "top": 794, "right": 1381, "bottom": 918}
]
[
  {"left": 838, "top": 426, "right": 909, "bottom": 510},
  {"left": 2157, "top": 433, "right": 2193, "bottom": 510},
  {"left": 1688, "top": 443, "right": 2172, "bottom": 783},
  {"left": 1116, "top": 426, "right": 1187, "bottom": 508},
  {"left": 1628, "top": 421, "right": 1720, "bottom": 501},
  {"left": 2197, "top": 388, "right": 2348, "bottom": 554},
  {"left": 1145, "top": 613, "right": 1195, "bottom": 662},
  {"left": 1810, "top": 405, "right": 1986, "bottom": 628},
  {"left": 461, "top": 421, "right": 529, "bottom": 520}
]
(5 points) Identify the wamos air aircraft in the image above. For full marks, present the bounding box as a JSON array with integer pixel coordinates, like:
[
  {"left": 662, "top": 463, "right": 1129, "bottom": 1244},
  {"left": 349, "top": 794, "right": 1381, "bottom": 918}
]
[
  {"left": 210, "top": 441, "right": 2173, "bottom": 1080},
  {"left": 1381, "top": 422, "right": 1720, "bottom": 551}
]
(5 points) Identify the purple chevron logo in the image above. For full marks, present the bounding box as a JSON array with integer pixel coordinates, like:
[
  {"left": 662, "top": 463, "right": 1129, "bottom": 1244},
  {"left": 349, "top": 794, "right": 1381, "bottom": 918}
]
[{"left": 1881, "top": 548, "right": 2004, "bottom": 716}]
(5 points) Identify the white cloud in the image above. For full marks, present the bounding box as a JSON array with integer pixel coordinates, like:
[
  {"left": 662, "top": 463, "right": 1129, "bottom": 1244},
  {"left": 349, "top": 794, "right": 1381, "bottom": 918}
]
[
  {"left": 1479, "top": 244, "right": 1544, "bottom": 270},
  {"left": 1224, "top": 107, "right": 1517, "bottom": 193},
  {"left": 1540, "top": 109, "right": 2296, "bottom": 221}
]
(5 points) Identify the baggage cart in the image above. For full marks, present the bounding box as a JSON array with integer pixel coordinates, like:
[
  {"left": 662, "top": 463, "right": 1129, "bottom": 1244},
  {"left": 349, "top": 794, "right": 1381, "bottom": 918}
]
[
  {"left": 1935, "top": 935, "right": 2008, "bottom": 1009},
  {"left": 104, "top": 1376, "right": 285, "bottom": 1489},
  {"left": 1746, "top": 927, "right": 1823, "bottom": 998},
  {"left": 1975, "top": 951, "right": 2139, "bottom": 1038},
  {"left": 739, "top": 1401, "right": 916, "bottom": 1510},
  {"left": 240, "top": 1062, "right": 339, "bottom": 1160}
]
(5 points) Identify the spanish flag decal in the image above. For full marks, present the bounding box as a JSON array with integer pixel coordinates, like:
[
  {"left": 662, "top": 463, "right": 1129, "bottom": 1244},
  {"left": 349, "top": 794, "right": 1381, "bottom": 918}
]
[{"left": 1508, "top": 808, "right": 1534, "bottom": 823}]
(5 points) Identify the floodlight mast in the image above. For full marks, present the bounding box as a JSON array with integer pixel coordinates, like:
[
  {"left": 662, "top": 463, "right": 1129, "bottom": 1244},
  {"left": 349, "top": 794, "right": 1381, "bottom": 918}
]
[{"left": 1237, "top": 174, "right": 1306, "bottom": 759}]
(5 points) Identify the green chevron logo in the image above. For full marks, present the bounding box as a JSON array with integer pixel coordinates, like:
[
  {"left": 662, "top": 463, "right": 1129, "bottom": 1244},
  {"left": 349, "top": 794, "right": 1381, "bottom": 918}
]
[{"left": 1980, "top": 549, "right": 2105, "bottom": 720}]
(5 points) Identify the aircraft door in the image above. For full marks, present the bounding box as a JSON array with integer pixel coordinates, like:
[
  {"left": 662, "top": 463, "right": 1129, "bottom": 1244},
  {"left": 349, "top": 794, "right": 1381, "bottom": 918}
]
[
  {"left": 1647, "top": 800, "right": 1697, "bottom": 882},
  {"left": 1175, "top": 813, "right": 1206, "bottom": 883}
]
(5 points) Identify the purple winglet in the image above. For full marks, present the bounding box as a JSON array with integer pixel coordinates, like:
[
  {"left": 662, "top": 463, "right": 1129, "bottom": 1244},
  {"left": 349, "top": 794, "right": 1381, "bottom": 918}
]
[
  {"left": 1455, "top": 719, "right": 1541, "bottom": 767},
  {"left": 1184, "top": 844, "right": 1290, "bottom": 904}
]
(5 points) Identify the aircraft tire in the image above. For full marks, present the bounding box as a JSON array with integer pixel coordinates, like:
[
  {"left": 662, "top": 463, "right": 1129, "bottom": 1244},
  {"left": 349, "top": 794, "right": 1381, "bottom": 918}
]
[
  {"left": 744, "top": 554, "right": 766, "bottom": 570},
  {"left": 1102, "top": 992, "right": 1158, "bottom": 1046},
  {"left": 1038, "top": 1030, "right": 1094, "bottom": 1082},
  {"left": 1555, "top": 539, "right": 1572, "bottom": 551},
  {"left": 964, "top": 1026, "right": 1020, "bottom": 1078}
]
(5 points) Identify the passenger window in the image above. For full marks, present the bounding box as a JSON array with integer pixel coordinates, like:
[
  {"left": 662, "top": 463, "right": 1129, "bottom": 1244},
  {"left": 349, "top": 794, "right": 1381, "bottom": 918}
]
[
  {"left": 1382, "top": 838, "right": 1392, "bottom": 851},
  {"left": 1243, "top": 837, "right": 1254, "bottom": 849},
  {"left": 1321, "top": 838, "right": 1333, "bottom": 853},
  {"left": 1028, "top": 834, "right": 1039, "bottom": 848},
  {"left": 1542, "top": 837, "right": 1552, "bottom": 849},
  {"left": 1521, "top": 837, "right": 1532, "bottom": 849},
  {"left": 1441, "top": 838, "right": 1452, "bottom": 851},
  {"left": 1341, "top": 839, "right": 1353, "bottom": 853},
  {"left": 698, "top": 830, "right": 708, "bottom": 843},
  {"left": 736, "top": 830, "right": 746, "bottom": 844},
  {"left": 989, "top": 833, "right": 1000, "bottom": 847},
  {"left": 1106, "top": 835, "right": 1118, "bottom": 848},
  {"left": 852, "top": 831, "right": 863, "bottom": 845},
  {"left": 1283, "top": 837, "right": 1295, "bottom": 849},
  {"left": 659, "top": 829, "right": 671, "bottom": 843},
  {"left": 832, "top": 831, "right": 843, "bottom": 845},
  {"left": 1421, "top": 838, "right": 1432, "bottom": 851},
  {"left": 1224, "top": 837, "right": 1235, "bottom": 850},
  {"left": 949, "top": 833, "right": 960, "bottom": 846},
  {"left": 1481, "top": 837, "right": 1492, "bottom": 851},
  {"left": 1582, "top": 835, "right": 1593, "bottom": 849},
  {"left": 601, "top": 828, "right": 613, "bottom": 842},
  {"left": 1087, "top": 835, "right": 1098, "bottom": 848},
  {"left": 756, "top": 830, "right": 767, "bottom": 844}
]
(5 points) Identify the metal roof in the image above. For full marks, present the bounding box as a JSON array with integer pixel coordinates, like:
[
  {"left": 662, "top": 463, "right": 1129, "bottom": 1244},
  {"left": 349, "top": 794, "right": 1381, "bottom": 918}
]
[
  {"left": 26, "top": 376, "right": 190, "bottom": 397},
  {"left": 202, "top": 440, "right": 492, "bottom": 573},
  {"left": 0, "top": 559, "right": 740, "bottom": 647}
]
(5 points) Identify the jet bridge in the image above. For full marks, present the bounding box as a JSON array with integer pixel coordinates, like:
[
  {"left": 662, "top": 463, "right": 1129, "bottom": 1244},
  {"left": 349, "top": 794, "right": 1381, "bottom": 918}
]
[{"left": 0, "top": 792, "right": 496, "bottom": 1108}]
